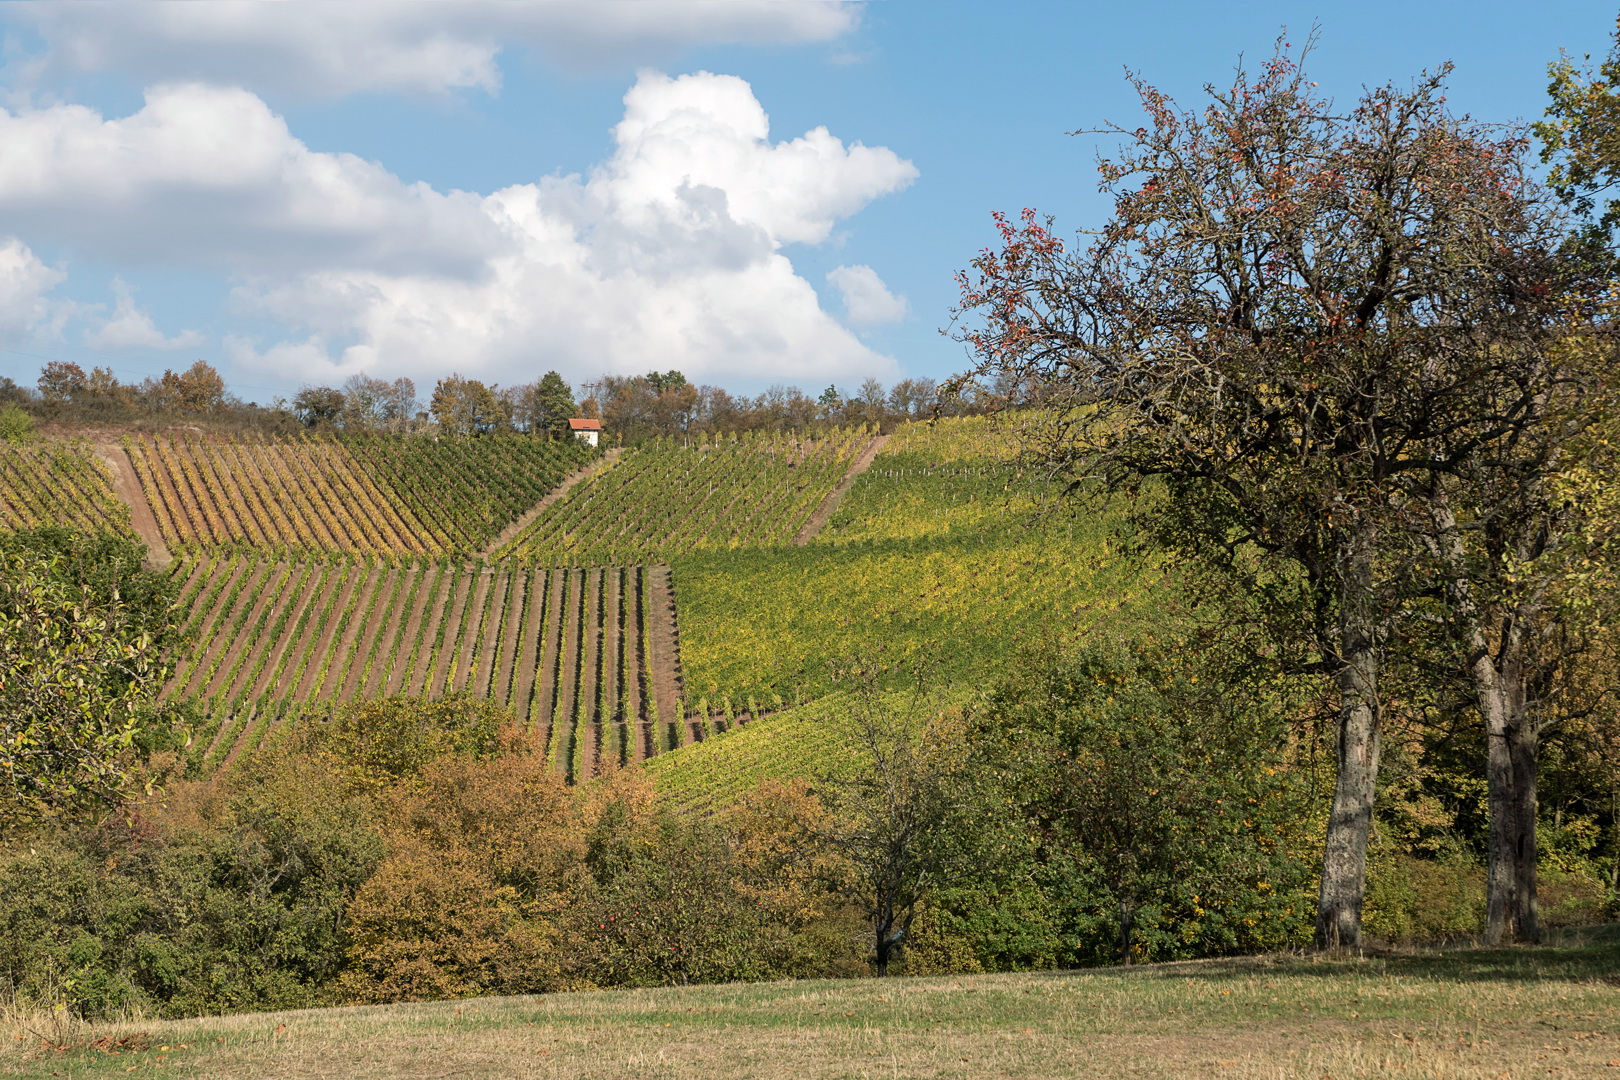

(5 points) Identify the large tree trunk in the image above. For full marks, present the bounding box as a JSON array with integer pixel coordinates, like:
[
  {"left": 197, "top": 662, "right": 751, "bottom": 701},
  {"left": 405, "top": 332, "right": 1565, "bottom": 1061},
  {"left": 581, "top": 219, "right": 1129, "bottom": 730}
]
[
  {"left": 1428, "top": 496, "right": 1542, "bottom": 945},
  {"left": 1484, "top": 647, "right": 1540, "bottom": 944},
  {"left": 1316, "top": 526, "right": 1383, "bottom": 951},
  {"left": 1509, "top": 694, "right": 1541, "bottom": 942}
]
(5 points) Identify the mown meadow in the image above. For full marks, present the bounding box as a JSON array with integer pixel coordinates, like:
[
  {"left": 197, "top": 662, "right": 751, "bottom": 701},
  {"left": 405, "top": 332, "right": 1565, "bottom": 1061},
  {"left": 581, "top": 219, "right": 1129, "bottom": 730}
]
[{"left": 5, "top": 928, "right": 1617, "bottom": 1079}]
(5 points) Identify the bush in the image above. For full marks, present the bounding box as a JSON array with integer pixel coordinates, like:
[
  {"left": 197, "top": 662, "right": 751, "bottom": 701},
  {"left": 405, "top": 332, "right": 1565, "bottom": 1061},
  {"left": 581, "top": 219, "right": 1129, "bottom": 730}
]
[
  {"left": 0, "top": 403, "right": 34, "bottom": 443},
  {"left": 964, "top": 639, "right": 1320, "bottom": 965},
  {"left": 0, "top": 753, "right": 384, "bottom": 1019},
  {"left": 1362, "top": 846, "right": 1485, "bottom": 944},
  {"left": 568, "top": 777, "right": 863, "bottom": 988},
  {"left": 338, "top": 746, "right": 586, "bottom": 1002},
  {"left": 300, "top": 693, "right": 512, "bottom": 791}
]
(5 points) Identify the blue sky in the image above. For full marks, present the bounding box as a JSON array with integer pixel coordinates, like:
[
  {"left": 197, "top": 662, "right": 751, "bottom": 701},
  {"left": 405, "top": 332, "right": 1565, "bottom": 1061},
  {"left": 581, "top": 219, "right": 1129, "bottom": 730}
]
[{"left": 0, "top": 0, "right": 1612, "bottom": 405}]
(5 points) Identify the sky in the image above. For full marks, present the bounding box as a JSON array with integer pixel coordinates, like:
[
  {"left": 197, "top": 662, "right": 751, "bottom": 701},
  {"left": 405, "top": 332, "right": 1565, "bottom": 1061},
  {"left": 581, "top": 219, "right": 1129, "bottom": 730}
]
[{"left": 0, "top": 0, "right": 1613, "bottom": 406}]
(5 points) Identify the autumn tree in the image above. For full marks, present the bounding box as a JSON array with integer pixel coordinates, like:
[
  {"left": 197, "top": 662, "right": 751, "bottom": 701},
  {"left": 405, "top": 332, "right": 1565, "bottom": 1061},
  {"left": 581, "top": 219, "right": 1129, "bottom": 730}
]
[
  {"left": 953, "top": 46, "right": 1582, "bottom": 948},
  {"left": 430, "top": 374, "right": 507, "bottom": 437},
  {"left": 169, "top": 361, "right": 226, "bottom": 414},
  {"left": 36, "top": 361, "right": 86, "bottom": 402}
]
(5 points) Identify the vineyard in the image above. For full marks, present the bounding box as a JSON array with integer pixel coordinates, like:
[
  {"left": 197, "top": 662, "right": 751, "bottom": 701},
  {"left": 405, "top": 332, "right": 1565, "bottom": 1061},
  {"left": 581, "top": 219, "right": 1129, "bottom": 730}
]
[
  {"left": 165, "top": 556, "right": 688, "bottom": 780},
  {"left": 0, "top": 439, "right": 133, "bottom": 536},
  {"left": 124, "top": 432, "right": 595, "bottom": 558},
  {"left": 668, "top": 415, "right": 1174, "bottom": 704},
  {"left": 646, "top": 701, "right": 841, "bottom": 813},
  {"left": 0, "top": 416, "right": 1152, "bottom": 793},
  {"left": 494, "top": 427, "right": 876, "bottom": 564}
]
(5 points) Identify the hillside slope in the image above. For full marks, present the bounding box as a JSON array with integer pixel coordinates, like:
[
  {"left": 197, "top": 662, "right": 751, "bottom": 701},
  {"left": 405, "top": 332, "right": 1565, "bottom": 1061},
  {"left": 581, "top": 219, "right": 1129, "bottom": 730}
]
[
  {"left": 166, "top": 558, "right": 686, "bottom": 780},
  {"left": 0, "top": 438, "right": 133, "bottom": 537},
  {"left": 671, "top": 416, "right": 1173, "bottom": 706},
  {"left": 495, "top": 427, "right": 875, "bottom": 565},
  {"left": 124, "top": 432, "right": 594, "bottom": 557}
]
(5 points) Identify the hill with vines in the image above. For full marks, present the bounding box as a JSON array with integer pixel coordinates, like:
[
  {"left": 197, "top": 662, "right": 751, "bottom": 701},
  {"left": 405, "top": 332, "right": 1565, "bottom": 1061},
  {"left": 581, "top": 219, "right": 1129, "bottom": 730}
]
[{"left": 0, "top": 417, "right": 1153, "bottom": 791}]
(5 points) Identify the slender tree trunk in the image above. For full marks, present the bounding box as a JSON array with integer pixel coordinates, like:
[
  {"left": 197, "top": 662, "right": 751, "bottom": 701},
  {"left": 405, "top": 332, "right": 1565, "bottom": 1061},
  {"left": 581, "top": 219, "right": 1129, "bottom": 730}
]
[
  {"left": 1316, "top": 525, "right": 1383, "bottom": 951},
  {"left": 1428, "top": 496, "right": 1542, "bottom": 944},
  {"left": 874, "top": 908, "right": 893, "bottom": 976},
  {"left": 1119, "top": 901, "right": 1136, "bottom": 965}
]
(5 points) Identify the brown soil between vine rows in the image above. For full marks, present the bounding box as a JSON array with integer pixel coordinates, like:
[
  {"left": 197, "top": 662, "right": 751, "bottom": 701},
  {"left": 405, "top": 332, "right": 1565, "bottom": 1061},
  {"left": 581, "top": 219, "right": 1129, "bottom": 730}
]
[
  {"left": 645, "top": 565, "right": 685, "bottom": 734},
  {"left": 164, "top": 555, "right": 691, "bottom": 779}
]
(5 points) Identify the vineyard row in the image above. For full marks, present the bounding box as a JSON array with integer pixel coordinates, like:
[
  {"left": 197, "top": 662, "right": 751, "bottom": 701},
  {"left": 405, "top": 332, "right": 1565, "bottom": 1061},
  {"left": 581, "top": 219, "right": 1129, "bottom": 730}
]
[
  {"left": 124, "top": 432, "right": 593, "bottom": 558},
  {"left": 0, "top": 440, "right": 132, "bottom": 536},
  {"left": 496, "top": 427, "right": 876, "bottom": 564},
  {"left": 166, "top": 558, "right": 770, "bottom": 781}
]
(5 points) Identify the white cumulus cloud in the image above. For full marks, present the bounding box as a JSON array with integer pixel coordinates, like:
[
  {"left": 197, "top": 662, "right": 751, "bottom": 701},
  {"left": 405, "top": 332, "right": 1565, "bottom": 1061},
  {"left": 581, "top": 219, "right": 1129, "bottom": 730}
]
[
  {"left": 228, "top": 70, "right": 917, "bottom": 386},
  {"left": 0, "top": 84, "right": 501, "bottom": 276},
  {"left": 0, "top": 71, "right": 915, "bottom": 387},
  {"left": 0, "top": 238, "right": 65, "bottom": 337},
  {"left": 826, "top": 264, "right": 907, "bottom": 325},
  {"left": 6, "top": 1, "right": 862, "bottom": 96},
  {"left": 84, "top": 278, "right": 204, "bottom": 350}
]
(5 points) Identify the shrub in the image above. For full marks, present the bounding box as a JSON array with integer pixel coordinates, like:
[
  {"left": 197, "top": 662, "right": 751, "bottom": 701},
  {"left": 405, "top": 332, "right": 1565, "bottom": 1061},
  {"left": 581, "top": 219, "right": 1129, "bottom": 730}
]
[
  {"left": 568, "top": 775, "right": 862, "bottom": 987},
  {"left": 1362, "top": 847, "right": 1486, "bottom": 943},
  {"left": 300, "top": 693, "right": 512, "bottom": 791},
  {"left": 0, "top": 752, "right": 384, "bottom": 1019},
  {"left": 338, "top": 747, "right": 586, "bottom": 1003},
  {"left": 0, "top": 403, "right": 34, "bottom": 443}
]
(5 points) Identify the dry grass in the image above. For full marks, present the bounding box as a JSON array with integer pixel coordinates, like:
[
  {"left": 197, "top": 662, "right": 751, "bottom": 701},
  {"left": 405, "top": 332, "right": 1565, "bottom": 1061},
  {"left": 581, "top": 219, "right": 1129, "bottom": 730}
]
[{"left": 3, "top": 927, "right": 1617, "bottom": 1079}]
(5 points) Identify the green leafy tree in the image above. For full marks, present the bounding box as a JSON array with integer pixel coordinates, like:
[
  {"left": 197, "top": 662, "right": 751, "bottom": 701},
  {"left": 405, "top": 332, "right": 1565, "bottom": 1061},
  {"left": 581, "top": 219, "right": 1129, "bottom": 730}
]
[
  {"left": 1537, "top": 15, "right": 1620, "bottom": 263},
  {"left": 972, "top": 642, "right": 1315, "bottom": 964},
  {"left": 646, "top": 370, "right": 687, "bottom": 395},
  {"left": 0, "top": 546, "right": 171, "bottom": 829},
  {"left": 535, "top": 370, "right": 578, "bottom": 437},
  {"left": 0, "top": 527, "right": 179, "bottom": 646}
]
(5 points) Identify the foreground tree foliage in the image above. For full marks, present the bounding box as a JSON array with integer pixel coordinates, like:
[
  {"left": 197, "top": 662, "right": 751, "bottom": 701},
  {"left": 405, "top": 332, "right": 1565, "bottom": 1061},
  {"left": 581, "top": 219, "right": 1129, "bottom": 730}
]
[
  {"left": 0, "top": 530, "right": 176, "bottom": 831},
  {"left": 954, "top": 43, "right": 1598, "bottom": 947},
  {"left": 970, "top": 642, "right": 1318, "bottom": 964}
]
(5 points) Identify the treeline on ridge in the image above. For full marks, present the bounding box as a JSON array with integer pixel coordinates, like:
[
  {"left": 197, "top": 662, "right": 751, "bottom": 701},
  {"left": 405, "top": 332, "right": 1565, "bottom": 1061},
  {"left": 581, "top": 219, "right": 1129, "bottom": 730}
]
[{"left": 5, "top": 357, "right": 988, "bottom": 446}]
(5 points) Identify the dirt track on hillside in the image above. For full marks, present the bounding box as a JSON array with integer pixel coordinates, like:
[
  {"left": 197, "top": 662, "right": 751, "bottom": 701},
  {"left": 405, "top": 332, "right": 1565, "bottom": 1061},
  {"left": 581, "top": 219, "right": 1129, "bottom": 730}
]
[
  {"left": 91, "top": 442, "right": 172, "bottom": 566},
  {"left": 793, "top": 434, "right": 888, "bottom": 545}
]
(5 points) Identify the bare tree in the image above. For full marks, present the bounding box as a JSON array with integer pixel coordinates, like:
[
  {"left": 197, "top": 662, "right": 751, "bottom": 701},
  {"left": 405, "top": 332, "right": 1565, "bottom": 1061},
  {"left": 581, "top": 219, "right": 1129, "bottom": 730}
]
[{"left": 812, "top": 664, "right": 968, "bottom": 975}]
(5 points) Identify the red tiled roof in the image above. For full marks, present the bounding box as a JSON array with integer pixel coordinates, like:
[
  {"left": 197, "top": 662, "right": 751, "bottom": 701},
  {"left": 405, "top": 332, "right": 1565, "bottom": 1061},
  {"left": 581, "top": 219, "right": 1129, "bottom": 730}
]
[{"left": 568, "top": 418, "right": 602, "bottom": 430}]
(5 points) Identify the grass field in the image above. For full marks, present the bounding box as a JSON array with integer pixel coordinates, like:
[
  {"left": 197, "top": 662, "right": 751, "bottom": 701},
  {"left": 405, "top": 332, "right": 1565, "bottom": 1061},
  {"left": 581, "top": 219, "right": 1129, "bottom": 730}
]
[{"left": 5, "top": 928, "right": 1616, "bottom": 1079}]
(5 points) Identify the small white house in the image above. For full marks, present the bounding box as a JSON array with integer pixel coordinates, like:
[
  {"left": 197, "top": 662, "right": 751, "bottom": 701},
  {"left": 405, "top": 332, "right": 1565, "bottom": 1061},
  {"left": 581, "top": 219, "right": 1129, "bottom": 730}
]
[{"left": 568, "top": 417, "right": 601, "bottom": 448}]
